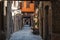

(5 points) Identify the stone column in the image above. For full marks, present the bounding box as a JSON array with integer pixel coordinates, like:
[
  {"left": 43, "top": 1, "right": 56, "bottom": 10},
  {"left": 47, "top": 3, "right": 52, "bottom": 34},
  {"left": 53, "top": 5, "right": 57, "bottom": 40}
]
[{"left": 6, "top": 1, "right": 13, "bottom": 40}]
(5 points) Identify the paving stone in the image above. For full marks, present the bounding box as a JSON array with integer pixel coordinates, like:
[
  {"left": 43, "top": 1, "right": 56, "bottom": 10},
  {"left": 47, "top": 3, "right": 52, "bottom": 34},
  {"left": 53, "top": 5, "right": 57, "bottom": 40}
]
[{"left": 9, "top": 25, "right": 42, "bottom": 40}]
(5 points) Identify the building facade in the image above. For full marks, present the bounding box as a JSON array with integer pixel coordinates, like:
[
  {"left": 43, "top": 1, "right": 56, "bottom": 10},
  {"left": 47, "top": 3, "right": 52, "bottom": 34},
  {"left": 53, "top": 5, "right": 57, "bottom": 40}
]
[{"left": 38, "top": 1, "right": 60, "bottom": 40}]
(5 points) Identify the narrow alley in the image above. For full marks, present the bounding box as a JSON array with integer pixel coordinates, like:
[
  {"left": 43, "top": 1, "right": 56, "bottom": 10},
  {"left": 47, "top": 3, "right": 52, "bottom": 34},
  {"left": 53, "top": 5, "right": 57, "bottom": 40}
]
[
  {"left": 9, "top": 25, "right": 42, "bottom": 40},
  {"left": 0, "top": 1, "right": 60, "bottom": 40}
]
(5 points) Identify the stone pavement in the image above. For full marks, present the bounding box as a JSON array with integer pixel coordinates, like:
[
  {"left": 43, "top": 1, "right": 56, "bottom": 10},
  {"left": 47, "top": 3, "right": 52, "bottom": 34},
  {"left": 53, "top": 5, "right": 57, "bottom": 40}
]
[{"left": 9, "top": 25, "right": 42, "bottom": 40}]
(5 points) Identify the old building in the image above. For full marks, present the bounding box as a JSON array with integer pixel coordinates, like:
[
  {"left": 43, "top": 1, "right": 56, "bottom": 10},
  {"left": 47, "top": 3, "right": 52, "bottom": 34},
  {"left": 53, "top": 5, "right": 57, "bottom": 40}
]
[{"left": 38, "top": 1, "right": 60, "bottom": 40}]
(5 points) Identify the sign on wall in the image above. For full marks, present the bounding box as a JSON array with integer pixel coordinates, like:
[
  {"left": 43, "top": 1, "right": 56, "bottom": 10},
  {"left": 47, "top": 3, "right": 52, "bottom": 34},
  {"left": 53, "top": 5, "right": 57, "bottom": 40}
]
[{"left": 20, "top": 1, "right": 35, "bottom": 13}]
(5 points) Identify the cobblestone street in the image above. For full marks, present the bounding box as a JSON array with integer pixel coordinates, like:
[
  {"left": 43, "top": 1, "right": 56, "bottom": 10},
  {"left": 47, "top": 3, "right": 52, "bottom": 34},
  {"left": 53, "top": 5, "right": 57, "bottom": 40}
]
[{"left": 9, "top": 25, "right": 42, "bottom": 40}]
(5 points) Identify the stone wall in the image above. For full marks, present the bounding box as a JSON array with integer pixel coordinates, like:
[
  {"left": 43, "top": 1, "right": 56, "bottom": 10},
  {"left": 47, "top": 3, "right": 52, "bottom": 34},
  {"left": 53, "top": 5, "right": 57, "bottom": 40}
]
[
  {"left": 39, "top": 1, "right": 52, "bottom": 40},
  {"left": 51, "top": 1, "right": 60, "bottom": 40},
  {"left": 52, "top": 1, "right": 60, "bottom": 33}
]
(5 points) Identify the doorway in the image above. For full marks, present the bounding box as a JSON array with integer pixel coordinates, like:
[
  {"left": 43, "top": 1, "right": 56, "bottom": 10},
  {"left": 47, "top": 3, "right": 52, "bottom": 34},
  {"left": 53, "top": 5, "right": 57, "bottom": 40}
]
[
  {"left": 45, "top": 5, "right": 49, "bottom": 40},
  {"left": 23, "top": 16, "right": 31, "bottom": 26}
]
